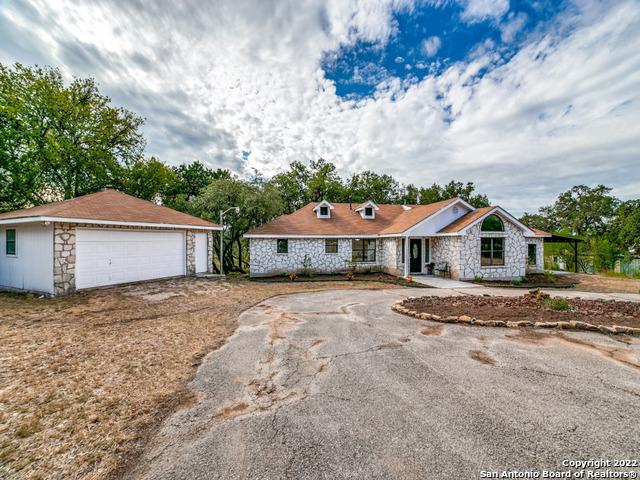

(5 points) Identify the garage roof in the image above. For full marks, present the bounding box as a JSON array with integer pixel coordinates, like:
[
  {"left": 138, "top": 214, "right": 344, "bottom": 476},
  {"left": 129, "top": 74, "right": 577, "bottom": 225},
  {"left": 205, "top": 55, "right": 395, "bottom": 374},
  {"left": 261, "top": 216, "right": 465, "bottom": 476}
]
[{"left": 0, "top": 189, "right": 220, "bottom": 230}]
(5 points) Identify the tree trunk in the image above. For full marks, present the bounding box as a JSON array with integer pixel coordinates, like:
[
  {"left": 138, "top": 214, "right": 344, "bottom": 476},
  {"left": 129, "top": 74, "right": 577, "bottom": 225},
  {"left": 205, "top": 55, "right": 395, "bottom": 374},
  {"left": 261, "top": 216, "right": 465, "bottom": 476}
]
[{"left": 236, "top": 237, "right": 244, "bottom": 273}]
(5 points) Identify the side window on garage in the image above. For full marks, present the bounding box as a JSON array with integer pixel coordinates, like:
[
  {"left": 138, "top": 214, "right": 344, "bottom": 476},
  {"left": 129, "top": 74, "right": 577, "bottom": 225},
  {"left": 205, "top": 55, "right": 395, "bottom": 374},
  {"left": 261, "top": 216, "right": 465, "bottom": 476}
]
[
  {"left": 6, "top": 229, "right": 16, "bottom": 255},
  {"left": 276, "top": 239, "right": 288, "bottom": 254}
]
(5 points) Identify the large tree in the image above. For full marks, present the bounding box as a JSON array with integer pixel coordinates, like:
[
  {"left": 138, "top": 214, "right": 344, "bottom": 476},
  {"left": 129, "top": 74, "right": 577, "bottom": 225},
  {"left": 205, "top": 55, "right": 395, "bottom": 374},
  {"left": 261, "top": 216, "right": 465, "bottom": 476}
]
[
  {"left": 0, "top": 63, "right": 146, "bottom": 210},
  {"left": 347, "top": 170, "right": 401, "bottom": 204},
  {"left": 418, "top": 180, "right": 490, "bottom": 207}
]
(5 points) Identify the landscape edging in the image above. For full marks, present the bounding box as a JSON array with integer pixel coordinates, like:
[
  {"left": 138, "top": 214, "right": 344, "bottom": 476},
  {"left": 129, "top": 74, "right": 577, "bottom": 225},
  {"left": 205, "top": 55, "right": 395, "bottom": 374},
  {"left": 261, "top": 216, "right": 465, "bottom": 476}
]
[{"left": 391, "top": 301, "right": 640, "bottom": 336}]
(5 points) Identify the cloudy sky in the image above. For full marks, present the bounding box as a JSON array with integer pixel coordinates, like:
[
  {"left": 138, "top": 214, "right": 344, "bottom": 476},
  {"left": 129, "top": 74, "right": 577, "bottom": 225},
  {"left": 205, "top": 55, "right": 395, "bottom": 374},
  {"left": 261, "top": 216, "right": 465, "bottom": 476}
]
[{"left": 1, "top": 0, "right": 639, "bottom": 213}]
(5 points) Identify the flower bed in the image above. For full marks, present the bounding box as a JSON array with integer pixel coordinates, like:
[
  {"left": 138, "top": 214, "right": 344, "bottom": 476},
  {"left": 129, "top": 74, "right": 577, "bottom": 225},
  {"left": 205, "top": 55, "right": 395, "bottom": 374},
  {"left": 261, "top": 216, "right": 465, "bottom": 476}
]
[{"left": 392, "top": 290, "right": 640, "bottom": 335}]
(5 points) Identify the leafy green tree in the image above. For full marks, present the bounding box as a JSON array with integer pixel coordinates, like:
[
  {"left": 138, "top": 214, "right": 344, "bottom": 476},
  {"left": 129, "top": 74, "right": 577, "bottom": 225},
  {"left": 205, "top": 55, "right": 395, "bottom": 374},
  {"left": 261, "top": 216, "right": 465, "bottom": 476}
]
[
  {"left": 268, "top": 161, "right": 311, "bottom": 213},
  {"left": 306, "top": 158, "right": 346, "bottom": 202},
  {"left": 191, "top": 177, "right": 284, "bottom": 272},
  {"left": 525, "top": 185, "right": 618, "bottom": 237},
  {"left": 121, "top": 157, "right": 179, "bottom": 201},
  {"left": 417, "top": 180, "right": 489, "bottom": 207},
  {"left": 347, "top": 170, "right": 401, "bottom": 203},
  {"left": 519, "top": 212, "right": 559, "bottom": 232},
  {"left": 0, "top": 63, "right": 145, "bottom": 210},
  {"left": 611, "top": 200, "right": 640, "bottom": 253}
]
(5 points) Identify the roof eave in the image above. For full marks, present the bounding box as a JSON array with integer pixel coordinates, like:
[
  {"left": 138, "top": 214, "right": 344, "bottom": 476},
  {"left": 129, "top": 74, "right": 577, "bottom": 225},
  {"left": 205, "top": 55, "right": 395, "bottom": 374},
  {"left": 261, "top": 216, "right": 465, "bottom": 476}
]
[{"left": 0, "top": 216, "right": 221, "bottom": 230}]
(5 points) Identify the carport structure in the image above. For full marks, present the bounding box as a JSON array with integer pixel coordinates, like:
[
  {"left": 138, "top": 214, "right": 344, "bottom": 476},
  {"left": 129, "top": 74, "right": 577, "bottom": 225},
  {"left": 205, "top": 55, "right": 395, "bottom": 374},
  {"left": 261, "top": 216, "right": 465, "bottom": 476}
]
[
  {"left": 543, "top": 232, "right": 584, "bottom": 273},
  {"left": 0, "top": 189, "right": 221, "bottom": 296}
]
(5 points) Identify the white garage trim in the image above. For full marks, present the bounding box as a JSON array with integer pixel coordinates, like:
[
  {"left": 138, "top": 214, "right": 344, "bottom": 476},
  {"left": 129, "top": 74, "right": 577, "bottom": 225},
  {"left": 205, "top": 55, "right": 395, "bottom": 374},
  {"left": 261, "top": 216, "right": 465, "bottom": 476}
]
[
  {"left": 75, "top": 228, "right": 186, "bottom": 290},
  {"left": 0, "top": 216, "right": 221, "bottom": 230}
]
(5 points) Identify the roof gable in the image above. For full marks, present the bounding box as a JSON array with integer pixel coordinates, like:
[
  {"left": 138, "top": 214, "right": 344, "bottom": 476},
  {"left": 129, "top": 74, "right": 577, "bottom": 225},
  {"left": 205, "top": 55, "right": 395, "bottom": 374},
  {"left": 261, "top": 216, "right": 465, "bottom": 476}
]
[
  {"left": 438, "top": 206, "right": 535, "bottom": 235},
  {"left": 245, "top": 198, "right": 460, "bottom": 237}
]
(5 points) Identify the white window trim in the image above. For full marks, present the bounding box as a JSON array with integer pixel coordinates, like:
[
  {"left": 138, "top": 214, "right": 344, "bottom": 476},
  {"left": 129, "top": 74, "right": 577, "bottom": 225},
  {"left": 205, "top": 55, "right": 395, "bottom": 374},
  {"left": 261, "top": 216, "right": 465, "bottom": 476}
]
[
  {"left": 5, "top": 228, "right": 17, "bottom": 257},
  {"left": 276, "top": 239, "right": 289, "bottom": 254}
]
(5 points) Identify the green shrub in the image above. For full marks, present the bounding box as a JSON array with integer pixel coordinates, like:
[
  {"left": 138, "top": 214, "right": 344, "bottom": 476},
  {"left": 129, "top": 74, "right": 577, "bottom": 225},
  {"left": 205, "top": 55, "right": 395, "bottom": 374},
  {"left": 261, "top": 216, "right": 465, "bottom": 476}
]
[
  {"left": 543, "top": 271, "right": 557, "bottom": 283},
  {"left": 542, "top": 297, "right": 573, "bottom": 311},
  {"left": 510, "top": 279, "right": 522, "bottom": 286}
]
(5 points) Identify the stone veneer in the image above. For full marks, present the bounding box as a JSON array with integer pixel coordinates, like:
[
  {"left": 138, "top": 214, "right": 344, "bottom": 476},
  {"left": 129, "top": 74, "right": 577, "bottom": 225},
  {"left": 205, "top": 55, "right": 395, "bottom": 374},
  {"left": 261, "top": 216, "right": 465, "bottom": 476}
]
[
  {"left": 248, "top": 216, "right": 537, "bottom": 281},
  {"left": 249, "top": 238, "right": 406, "bottom": 277},
  {"left": 526, "top": 237, "right": 545, "bottom": 272},
  {"left": 52, "top": 222, "right": 210, "bottom": 295},
  {"left": 54, "top": 223, "right": 76, "bottom": 296}
]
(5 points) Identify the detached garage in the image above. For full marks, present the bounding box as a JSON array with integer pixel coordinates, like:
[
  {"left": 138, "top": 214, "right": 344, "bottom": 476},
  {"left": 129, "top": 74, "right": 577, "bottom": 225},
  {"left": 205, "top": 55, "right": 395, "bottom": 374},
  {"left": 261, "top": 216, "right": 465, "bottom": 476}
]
[{"left": 0, "top": 189, "right": 221, "bottom": 296}]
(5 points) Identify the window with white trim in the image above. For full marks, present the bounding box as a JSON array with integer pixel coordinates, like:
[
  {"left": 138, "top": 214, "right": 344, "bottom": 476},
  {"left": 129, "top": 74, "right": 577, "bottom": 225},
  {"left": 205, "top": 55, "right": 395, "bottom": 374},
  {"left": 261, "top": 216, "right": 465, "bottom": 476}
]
[
  {"left": 276, "top": 239, "right": 288, "bottom": 254},
  {"left": 352, "top": 239, "right": 376, "bottom": 262},
  {"left": 325, "top": 239, "right": 338, "bottom": 254},
  {"left": 481, "top": 237, "right": 504, "bottom": 266},
  {"left": 5, "top": 229, "right": 16, "bottom": 256}
]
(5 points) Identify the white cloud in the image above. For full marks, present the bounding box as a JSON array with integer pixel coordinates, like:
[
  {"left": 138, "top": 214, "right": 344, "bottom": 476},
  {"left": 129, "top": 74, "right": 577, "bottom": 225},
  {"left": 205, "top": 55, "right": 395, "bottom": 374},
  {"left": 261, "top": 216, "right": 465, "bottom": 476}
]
[
  {"left": 460, "top": 0, "right": 510, "bottom": 23},
  {"left": 500, "top": 11, "right": 528, "bottom": 42},
  {"left": 0, "top": 0, "right": 638, "bottom": 213},
  {"left": 421, "top": 35, "right": 442, "bottom": 57},
  {"left": 394, "top": 55, "right": 405, "bottom": 63}
]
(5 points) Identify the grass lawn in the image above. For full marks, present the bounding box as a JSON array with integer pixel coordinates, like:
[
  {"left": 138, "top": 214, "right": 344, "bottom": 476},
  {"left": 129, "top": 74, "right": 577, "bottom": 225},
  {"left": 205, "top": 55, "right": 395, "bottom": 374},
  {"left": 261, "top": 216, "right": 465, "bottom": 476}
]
[{"left": 0, "top": 277, "right": 396, "bottom": 480}]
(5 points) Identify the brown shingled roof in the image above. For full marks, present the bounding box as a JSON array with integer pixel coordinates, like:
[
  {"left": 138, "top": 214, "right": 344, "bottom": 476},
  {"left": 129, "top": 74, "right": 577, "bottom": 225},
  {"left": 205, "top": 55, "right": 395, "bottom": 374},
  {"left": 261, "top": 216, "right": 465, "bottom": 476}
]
[
  {"left": 530, "top": 227, "right": 552, "bottom": 236},
  {"left": 0, "top": 189, "right": 219, "bottom": 228},
  {"left": 247, "top": 198, "right": 458, "bottom": 236},
  {"left": 437, "top": 206, "right": 495, "bottom": 233}
]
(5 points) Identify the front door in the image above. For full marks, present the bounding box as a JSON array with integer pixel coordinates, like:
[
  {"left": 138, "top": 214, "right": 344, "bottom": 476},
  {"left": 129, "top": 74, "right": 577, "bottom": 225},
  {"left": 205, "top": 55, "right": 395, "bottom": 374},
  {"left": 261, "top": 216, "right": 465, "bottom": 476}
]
[{"left": 409, "top": 238, "right": 422, "bottom": 273}]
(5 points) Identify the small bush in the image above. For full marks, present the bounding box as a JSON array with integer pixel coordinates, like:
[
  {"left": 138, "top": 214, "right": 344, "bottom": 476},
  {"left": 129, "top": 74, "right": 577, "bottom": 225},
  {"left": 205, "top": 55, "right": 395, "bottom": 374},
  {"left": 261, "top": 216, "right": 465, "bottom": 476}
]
[
  {"left": 406, "top": 275, "right": 413, "bottom": 283},
  {"left": 521, "top": 276, "right": 529, "bottom": 283},
  {"left": 510, "top": 279, "right": 522, "bottom": 286},
  {"left": 473, "top": 274, "right": 484, "bottom": 282},
  {"left": 288, "top": 272, "right": 297, "bottom": 281},
  {"left": 543, "top": 271, "right": 557, "bottom": 283},
  {"left": 345, "top": 272, "right": 354, "bottom": 281},
  {"left": 542, "top": 297, "right": 573, "bottom": 311}
]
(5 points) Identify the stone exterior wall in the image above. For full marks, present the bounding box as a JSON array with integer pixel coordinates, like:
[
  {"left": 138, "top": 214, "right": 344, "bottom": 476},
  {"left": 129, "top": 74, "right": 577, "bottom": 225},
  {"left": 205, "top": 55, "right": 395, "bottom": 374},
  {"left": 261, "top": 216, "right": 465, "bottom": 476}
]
[
  {"left": 431, "top": 236, "right": 462, "bottom": 278},
  {"left": 458, "top": 219, "right": 527, "bottom": 280},
  {"left": 207, "top": 231, "right": 215, "bottom": 273},
  {"left": 53, "top": 223, "right": 76, "bottom": 296},
  {"left": 379, "top": 237, "right": 404, "bottom": 276},
  {"left": 249, "top": 238, "right": 393, "bottom": 277},
  {"left": 186, "top": 230, "right": 196, "bottom": 275},
  {"left": 526, "top": 238, "right": 545, "bottom": 272},
  {"left": 52, "top": 222, "right": 208, "bottom": 295}
]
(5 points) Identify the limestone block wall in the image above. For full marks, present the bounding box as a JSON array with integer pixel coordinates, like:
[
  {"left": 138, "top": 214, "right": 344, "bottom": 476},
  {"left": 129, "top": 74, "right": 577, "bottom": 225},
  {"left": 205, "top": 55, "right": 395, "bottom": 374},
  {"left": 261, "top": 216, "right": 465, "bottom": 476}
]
[
  {"left": 207, "top": 232, "right": 215, "bottom": 273},
  {"left": 53, "top": 223, "right": 76, "bottom": 296},
  {"left": 248, "top": 238, "right": 388, "bottom": 276},
  {"left": 186, "top": 230, "right": 196, "bottom": 275},
  {"left": 458, "top": 220, "right": 527, "bottom": 280},
  {"left": 379, "top": 238, "right": 404, "bottom": 276},
  {"left": 526, "top": 238, "right": 545, "bottom": 272},
  {"left": 431, "top": 236, "right": 462, "bottom": 278}
]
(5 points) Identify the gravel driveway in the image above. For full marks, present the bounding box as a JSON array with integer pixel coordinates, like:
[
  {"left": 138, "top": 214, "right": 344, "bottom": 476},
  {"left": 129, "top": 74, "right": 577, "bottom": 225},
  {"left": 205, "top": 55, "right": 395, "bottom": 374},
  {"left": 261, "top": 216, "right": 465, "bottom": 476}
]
[{"left": 131, "top": 288, "right": 640, "bottom": 480}]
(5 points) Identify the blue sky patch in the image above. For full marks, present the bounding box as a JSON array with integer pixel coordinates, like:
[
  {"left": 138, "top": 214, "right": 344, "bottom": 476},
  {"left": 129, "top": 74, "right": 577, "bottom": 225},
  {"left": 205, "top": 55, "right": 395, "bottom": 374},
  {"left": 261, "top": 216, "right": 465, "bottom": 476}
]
[{"left": 323, "top": 0, "right": 568, "bottom": 99}]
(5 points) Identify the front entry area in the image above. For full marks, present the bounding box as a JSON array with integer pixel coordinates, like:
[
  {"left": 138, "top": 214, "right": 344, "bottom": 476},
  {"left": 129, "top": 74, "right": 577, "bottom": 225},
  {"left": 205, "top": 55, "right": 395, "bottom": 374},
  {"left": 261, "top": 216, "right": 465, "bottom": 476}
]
[{"left": 410, "top": 238, "right": 422, "bottom": 273}]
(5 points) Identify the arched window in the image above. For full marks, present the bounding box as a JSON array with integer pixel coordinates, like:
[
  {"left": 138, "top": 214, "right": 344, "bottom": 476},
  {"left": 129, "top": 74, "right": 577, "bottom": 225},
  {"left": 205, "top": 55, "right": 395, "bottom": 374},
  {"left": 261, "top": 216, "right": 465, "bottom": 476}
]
[{"left": 481, "top": 214, "right": 504, "bottom": 232}]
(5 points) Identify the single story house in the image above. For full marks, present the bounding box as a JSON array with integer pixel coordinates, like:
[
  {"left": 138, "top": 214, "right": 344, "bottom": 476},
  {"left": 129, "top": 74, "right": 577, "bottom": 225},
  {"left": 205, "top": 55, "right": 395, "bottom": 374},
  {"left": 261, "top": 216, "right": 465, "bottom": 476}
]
[
  {"left": 0, "top": 189, "right": 221, "bottom": 296},
  {"left": 244, "top": 198, "right": 550, "bottom": 280}
]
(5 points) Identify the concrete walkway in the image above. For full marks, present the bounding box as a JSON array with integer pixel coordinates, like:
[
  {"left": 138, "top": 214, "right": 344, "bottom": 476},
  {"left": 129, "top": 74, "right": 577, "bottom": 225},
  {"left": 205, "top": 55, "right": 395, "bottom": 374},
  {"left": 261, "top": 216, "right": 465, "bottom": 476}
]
[{"left": 411, "top": 275, "right": 480, "bottom": 289}]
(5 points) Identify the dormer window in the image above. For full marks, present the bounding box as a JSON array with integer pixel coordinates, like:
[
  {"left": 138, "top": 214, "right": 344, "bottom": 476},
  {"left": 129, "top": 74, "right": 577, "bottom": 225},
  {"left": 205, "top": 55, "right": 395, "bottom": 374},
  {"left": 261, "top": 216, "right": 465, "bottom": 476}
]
[
  {"left": 355, "top": 200, "right": 379, "bottom": 220},
  {"left": 313, "top": 200, "right": 334, "bottom": 219}
]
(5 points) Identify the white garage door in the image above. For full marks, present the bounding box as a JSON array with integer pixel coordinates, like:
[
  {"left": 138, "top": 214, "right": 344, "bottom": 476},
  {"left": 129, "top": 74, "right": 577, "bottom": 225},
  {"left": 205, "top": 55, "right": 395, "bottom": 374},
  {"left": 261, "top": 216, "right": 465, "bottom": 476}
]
[{"left": 76, "top": 229, "right": 186, "bottom": 289}]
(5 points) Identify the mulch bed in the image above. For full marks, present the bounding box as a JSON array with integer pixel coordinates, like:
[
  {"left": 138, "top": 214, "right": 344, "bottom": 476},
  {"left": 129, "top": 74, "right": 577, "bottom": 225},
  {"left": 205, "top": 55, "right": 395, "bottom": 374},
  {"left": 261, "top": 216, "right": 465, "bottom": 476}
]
[
  {"left": 400, "top": 291, "right": 640, "bottom": 329},
  {"left": 473, "top": 273, "right": 577, "bottom": 289},
  {"left": 252, "top": 272, "right": 430, "bottom": 288}
]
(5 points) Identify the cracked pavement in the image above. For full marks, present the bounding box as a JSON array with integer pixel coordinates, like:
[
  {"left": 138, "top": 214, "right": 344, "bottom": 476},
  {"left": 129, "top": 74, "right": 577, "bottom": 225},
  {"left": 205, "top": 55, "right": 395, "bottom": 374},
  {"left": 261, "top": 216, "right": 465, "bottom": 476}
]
[{"left": 131, "top": 288, "right": 640, "bottom": 480}]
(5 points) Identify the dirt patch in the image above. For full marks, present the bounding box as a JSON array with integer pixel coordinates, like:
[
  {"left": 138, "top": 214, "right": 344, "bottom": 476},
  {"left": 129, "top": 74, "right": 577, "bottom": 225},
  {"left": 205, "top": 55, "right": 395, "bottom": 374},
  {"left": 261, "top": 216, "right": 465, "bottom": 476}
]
[
  {"left": 474, "top": 273, "right": 577, "bottom": 288},
  {"left": 469, "top": 349, "right": 496, "bottom": 366},
  {"left": 420, "top": 324, "right": 444, "bottom": 336},
  {"left": 401, "top": 292, "right": 640, "bottom": 328},
  {"left": 0, "top": 276, "right": 395, "bottom": 480},
  {"left": 567, "top": 273, "right": 640, "bottom": 294}
]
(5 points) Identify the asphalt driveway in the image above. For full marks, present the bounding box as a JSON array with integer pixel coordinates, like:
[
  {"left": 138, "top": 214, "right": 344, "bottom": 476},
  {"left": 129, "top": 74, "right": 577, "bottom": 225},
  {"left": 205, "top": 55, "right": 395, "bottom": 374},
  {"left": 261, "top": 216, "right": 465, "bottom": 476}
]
[{"left": 132, "top": 288, "right": 640, "bottom": 480}]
